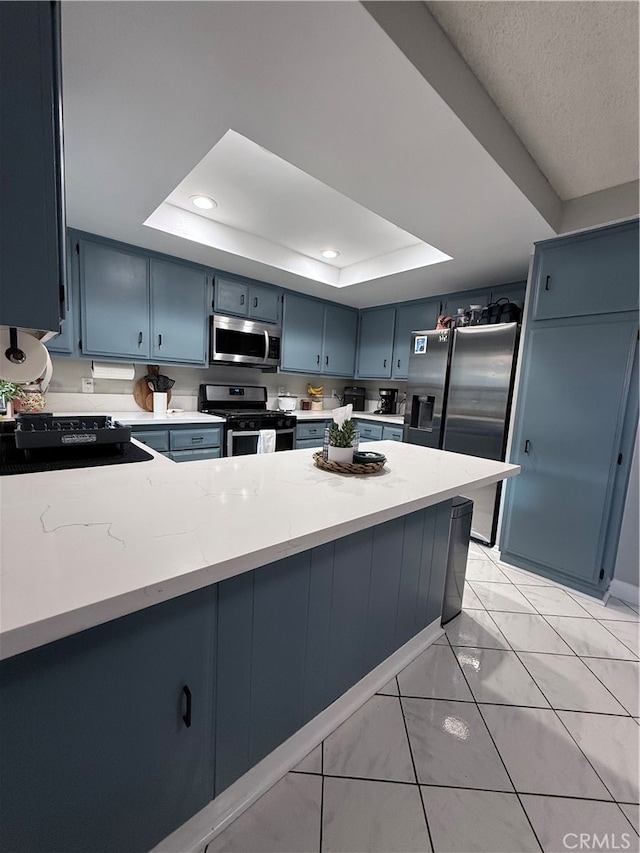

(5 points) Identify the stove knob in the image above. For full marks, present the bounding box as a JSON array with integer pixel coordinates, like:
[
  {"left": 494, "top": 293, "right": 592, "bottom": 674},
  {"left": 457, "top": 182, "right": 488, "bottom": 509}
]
[
  {"left": 249, "top": 421, "right": 255, "bottom": 430},
  {"left": 238, "top": 420, "right": 246, "bottom": 430}
]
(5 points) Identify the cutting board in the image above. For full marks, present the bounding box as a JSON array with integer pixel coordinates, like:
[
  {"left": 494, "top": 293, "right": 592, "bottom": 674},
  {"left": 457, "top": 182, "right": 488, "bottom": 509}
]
[{"left": 133, "top": 378, "right": 172, "bottom": 413}]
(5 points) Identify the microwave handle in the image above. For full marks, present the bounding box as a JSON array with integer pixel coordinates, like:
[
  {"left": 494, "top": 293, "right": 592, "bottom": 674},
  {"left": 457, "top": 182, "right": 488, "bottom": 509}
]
[{"left": 263, "top": 329, "right": 270, "bottom": 363}]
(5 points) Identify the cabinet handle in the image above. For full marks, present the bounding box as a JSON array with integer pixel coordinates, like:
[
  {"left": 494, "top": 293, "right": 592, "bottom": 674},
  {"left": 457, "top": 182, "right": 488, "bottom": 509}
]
[
  {"left": 545, "top": 275, "right": 551, "bottom": 291},
  {"left": 138, "top": 331, "right": 143, "bottom": 346},
  {"left": 397, "top": 359, "right": 401, "bottom": 368},
  {"left": 325, "top": 355, "right": 329, "bottom": 366},
  {"left": 158, "top": 334, "right": 162, "bottom": 347},
  {"left": 524, "top": 439, "right": 531, "bottom": 454},
  {"left": 191, "top": 436, "right": 204, "bottom": 443},
  {"left": 383, "top": 359, "right": 387, "bottom": 368},
  {"left": 240, "top": 294, "right": 245, "bottom": 306},
  {"left": 254, "top": 297, "right": 258, "bottom": 308},
  {"left": 182, "top": 685, "right": 192, "bottom": 728},
  {"left": 316, "top": 354, "right": 320, "bottom": 365}
]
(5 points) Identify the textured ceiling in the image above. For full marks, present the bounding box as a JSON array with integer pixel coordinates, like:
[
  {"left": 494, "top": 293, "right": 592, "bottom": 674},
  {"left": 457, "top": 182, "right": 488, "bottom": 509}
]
[{"left": 426, "top": 0, "right": 639, "bottom": 201}]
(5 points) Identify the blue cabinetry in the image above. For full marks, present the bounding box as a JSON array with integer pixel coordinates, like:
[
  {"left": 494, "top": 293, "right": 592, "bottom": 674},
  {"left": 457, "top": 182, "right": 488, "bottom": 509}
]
[
  {"left": 382, "top": 424, "right": 404, "bottom": 442},
  {"left": 281, "top": 293, "right": 357, "bottom": 376},
  {"left": 214, "top": 276, "right": 280, "bottom": 324},
  {"left": 78, "top": 235, "right": 209, "bottom": 366},
  {"left": 80, "top": 239, "right": 150, "bottom": 359},
  {"left": 392, "top": 302, "right": 439, "bottom": 379},
  {"left": 356, "top": 308, "right": 396, "bottom": 378},
  {"left": 151, "top": 259, "right": 208, "bottom": 365},
  {"left": 0, "top": 588, "right": 216, "bottom": 853},
  {"left": 214, "top": 502, "right": 451, "bottom": 794},
  {"left": 46, "top": 234, "right": 78, "bottom": 355},
  {"left": 501, "top": 220, "right": 639, "bottom": 596},
  {"left": 131, "top": 423, "right": 222, "bottom": 462},
  {"left": 0, "top": 1, "right": 65, "bottom": 334},
  {"left": 354, "top": 420, "right": 384, "bottom": 441},
  {"left": 532, "top": 221, "right": 639, "bottom": 321},
  {"left": 296, "top": 420, "right": 329, "bottom": 448}
]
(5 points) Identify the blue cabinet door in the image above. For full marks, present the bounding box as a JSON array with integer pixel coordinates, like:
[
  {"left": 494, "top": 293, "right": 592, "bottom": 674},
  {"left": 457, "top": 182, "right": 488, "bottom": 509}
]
[
  {"left": 322, "top": 303, "right": 358, "bottom": 376},
  {"left": 0, "top": 588, "right": 215, "bottom": 853},
  {"left": 46, "top": 234, "right": 78, "bottom": 355},
  {"left": 151, "top": 258, "right": 208, "bottom": 364},
  {"left": 356, "top": 308, "right": 395, "bottom": 378},
  {"left": 80, "top": 239, "right": 150, "bottom": 359},
  {"left": 248, "top": 283, "right": 280, "bottom": 323},
  {"left": 392, "top": 302, "right": 439, "bottom": 379},
  {"left": 215, "top": 277, "right": 249, "bottom": 316},
  {"left": 0, "top": 1, "right": 64, "bottom": 334},
  {"left": 533, "top": 221, "right": 639, "bottom": 321},
  {"left": 281, "top": 293, "right": 324, "bottom": 373},
  {"left": 501, "top": 315, "right": 638, "bottom": 591}
]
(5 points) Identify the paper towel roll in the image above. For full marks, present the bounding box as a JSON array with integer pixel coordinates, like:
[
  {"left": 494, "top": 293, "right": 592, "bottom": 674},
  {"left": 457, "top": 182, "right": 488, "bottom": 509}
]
[
  {"left": 91, "top": 361, "right": 135, "bottom": 380},
  {"left": 0, "top": 329, "right": 49, "bottom": 384}
]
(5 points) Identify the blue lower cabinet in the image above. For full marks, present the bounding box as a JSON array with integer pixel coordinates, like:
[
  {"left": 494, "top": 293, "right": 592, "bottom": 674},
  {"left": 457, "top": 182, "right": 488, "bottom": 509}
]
[
  {"left": 213, "top": 502, "right": 451, "bottom": 795},
  {"left": 0, "top": 588, "right": 216, "bottom": 853},
  {"left": 354, "top": 420, "right": 384, "bottom": 441},
  {"left": 169, "top": 427, "right": 222, "bottom": 452},
  {"left": 382, "top": 425, "right": 404, "bottom": 442},
  {"left": 131, "top": 429, "right": 170, "bottom": 452}
]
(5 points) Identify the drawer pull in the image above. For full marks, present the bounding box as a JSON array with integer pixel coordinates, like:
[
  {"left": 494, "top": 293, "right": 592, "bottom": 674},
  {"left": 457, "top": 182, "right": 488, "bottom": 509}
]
[
  {"left": 182, "top": 685, "right": 192, "bottom": 728},
  {"left": 191, "top": 436, "right": 204, "bottom": 443}
]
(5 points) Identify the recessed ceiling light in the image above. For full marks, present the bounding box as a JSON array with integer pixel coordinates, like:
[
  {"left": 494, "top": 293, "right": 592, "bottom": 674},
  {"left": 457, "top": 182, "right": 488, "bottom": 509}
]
[
  {"left": 190, "top": 195, "right": 217, "bottom": 210},
  {"left": 320, "top": 249, "right": 340, "bottom": 259}
]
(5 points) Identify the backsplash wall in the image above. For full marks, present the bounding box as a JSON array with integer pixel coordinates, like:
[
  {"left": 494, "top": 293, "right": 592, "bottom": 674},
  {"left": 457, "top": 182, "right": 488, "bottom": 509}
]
[{"left": 46, "top": 358, "right": 406, "bottom": 414}]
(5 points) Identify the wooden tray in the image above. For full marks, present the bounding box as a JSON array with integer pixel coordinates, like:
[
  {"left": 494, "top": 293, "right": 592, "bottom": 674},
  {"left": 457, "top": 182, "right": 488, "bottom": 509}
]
[{"left": 313, "top": 451, "right": 386, "bottom": 475}]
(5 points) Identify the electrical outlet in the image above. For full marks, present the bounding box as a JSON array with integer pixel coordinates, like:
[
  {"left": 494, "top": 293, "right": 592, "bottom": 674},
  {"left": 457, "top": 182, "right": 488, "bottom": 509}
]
[
  {"left": 332, "top": 389, "right": 338, "bottom": 398},
  {"left": 278, "top": 386, "right": 285, "bottom": 395},
  {"left": 82, "top": 377, "right": 94, "bottom": 393}
]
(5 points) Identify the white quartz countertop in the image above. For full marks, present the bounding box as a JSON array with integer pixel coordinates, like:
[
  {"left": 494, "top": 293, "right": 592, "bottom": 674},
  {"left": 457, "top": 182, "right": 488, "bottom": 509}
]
[
  {"left": 0, "top": 442, "right": 518, "bottom": 660},
  {"left": 52, "top": 410, "right": 227, "bottom": 425},
  {"left": 292, "top": 410, "right": 404, "bottom": 424}
]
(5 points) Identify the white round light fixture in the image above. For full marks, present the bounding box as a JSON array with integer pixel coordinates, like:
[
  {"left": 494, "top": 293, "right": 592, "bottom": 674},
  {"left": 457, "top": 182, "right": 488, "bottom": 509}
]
[
  {"left": 190, "top": 195, "right": 217, "bottom": 210},
  {"left": 320, "top": 249, "right": 340, "bottom": 259}
]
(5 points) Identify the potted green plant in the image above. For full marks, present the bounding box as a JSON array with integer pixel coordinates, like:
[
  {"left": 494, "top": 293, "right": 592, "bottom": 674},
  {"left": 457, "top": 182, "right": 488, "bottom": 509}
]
[
  {"left": 327, "top": 418, "right": 356, "bottom": 464},
  {"left": 0, "top": 380, "right": 21, "bottom": 418}
]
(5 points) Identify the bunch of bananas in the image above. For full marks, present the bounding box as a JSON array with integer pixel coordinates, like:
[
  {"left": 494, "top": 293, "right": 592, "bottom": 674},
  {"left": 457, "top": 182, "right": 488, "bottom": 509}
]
[{"left": 307, "top": 383, "right": 324, "bottom": 398}]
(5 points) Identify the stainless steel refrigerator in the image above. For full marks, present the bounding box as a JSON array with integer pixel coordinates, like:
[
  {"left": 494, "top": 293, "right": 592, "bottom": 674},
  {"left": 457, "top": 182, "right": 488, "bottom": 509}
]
[{"left": 403, "top": 323, "right": 519, "bottom": 545}]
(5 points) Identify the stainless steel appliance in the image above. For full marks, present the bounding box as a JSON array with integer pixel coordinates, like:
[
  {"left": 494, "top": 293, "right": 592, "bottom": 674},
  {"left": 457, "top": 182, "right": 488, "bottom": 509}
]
[
  {"left": 209, "top": 315, "right": 281, "bottom": 368},
  {"left": 198, "top": 384, "right": 296, "bottom": 456},
  {"left": 342, "top": 386, "right": 366, "bottom": 411},
  {"left": 375, "top": 388, "right": 398, "bottom": 415},
  {"left": 404, "top": 323, "right": 519, "bottom": 544}
]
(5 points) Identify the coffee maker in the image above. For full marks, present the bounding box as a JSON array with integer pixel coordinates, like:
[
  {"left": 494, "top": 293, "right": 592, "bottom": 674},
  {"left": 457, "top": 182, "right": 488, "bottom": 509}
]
[{"left": 375, "top": 388, "right": 398, "bottom": 415}]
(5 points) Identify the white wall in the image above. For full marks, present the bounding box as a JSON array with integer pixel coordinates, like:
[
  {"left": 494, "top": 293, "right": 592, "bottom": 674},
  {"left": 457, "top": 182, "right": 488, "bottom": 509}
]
[{"left": 45, "top": 357, "right": 406, "bottom": 415}]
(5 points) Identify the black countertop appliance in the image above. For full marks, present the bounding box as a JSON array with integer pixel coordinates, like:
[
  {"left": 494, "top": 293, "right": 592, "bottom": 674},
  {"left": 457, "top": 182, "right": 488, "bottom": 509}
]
[{"left": 342, "top": 386, "right": 366, "bottom": 412}]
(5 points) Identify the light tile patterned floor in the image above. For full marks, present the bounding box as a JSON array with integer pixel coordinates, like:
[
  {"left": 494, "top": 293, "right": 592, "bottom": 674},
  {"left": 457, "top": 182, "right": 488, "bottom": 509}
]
[{"left": 206, "top": 545, "right": 639, "bottom": 853}]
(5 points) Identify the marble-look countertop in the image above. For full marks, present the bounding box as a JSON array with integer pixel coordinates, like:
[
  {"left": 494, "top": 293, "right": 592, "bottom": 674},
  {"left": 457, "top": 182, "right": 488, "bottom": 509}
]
[
  {"left": 54, "top": 410, "right": 227, "bottom": 425},
  {"left": 290, "top": 410, "right": 404, "bottom": 424},
  {"left": 0, "top": 441, "right": 518, "bottom": 660}
]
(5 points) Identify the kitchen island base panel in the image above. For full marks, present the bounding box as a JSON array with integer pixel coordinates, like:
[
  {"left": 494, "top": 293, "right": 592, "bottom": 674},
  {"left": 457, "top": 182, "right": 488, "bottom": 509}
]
[
  {"left": 0, "top": 502, "right": 450, "bottom": 853},
  {"left": 151, "top": 618, "right": 444, "bottom": 853}
]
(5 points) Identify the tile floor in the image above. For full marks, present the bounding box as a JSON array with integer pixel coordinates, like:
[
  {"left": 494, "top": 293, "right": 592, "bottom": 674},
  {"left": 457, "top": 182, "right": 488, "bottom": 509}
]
[{"left": 206, "top": 543, "right": 639, "bottom": 853}]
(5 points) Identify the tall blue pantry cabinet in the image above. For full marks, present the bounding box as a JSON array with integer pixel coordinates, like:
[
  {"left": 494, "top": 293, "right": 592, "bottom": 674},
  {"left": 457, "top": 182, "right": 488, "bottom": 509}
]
[{"left": 500, "top": 218, "right": 639, "bottom": 597}]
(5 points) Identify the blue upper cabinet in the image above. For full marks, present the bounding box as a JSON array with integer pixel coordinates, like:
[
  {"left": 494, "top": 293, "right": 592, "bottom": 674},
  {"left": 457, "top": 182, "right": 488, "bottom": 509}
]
[
  {"left": 80, "top": 239, "right": 150, "bottom": 359},
  {"left": 214, "top": 276, "right": 280, "bottom": 324},
  {"left": 322, "top": 304, "right": 358, "bottom": 376},
  {"left": 248, "top": 283, "right": 280, "bottom": 323},
  {"left": 281, "top": 293, "right": 325, "bottom": 373},
  {"left": 356, "top": 308, "right": 395, "bottom": 378},
  {"left": 150, "top": 259, "right": 208, "bottom": 365},
  {"left": 281, "top": 295, "right": 357, "bottom": 376},
  {"left": 46, "top": 234, "right": 78, "bottom": 356},
  {"left": 532, "top": 220, "right": 639, "bottom": 321},
  {"left": 215, "top": 277, "right": 249, "bottom": 316},
  {"left": 392, "top": 302, "right": 439, "bottom": 379},
  {"left": 0, "top": 1, "right": 65, "bottom": 333}
]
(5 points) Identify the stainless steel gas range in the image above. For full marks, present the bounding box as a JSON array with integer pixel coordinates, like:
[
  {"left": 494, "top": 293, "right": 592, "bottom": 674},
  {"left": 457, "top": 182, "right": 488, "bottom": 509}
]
[{"left": 198, "top": 384, "right": 296, "bottom": 457}]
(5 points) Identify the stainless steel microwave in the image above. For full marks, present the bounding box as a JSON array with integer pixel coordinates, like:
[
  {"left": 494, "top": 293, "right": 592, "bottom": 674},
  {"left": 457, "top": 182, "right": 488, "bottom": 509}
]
[{"left": 209, "top": 314, "right": 281, "bottom": 367}]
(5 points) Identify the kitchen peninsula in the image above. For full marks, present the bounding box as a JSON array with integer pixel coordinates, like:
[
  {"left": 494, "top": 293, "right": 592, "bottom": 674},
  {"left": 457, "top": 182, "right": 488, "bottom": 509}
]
[{"left": 0, "top": 442, "right": 518, "bottom": 853}]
